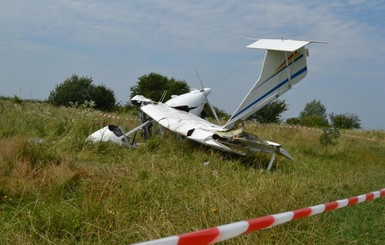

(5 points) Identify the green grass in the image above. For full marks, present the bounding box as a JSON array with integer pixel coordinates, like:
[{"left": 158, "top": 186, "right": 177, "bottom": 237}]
[{"left": 1, "top": 99, "right": 385, "bottom": 244}]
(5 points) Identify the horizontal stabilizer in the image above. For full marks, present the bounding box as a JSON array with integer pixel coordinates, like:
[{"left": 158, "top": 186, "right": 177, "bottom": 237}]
[{"left": 247, "top": 39, "right": 310, "bottom": 52}]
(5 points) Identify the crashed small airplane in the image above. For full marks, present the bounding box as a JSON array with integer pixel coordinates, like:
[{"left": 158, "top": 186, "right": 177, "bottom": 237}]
[{"left": 88, "top": 39, "right": 319, "bottom": 170}]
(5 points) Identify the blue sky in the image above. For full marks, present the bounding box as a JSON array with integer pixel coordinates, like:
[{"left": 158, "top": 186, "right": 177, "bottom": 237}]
[{"left": 1, "top": 0, "right": 384, "bottom": 129}]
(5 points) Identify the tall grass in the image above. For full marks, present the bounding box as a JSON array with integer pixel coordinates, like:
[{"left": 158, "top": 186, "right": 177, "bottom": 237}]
[{"left": 0, "top": 99, "right": 384, "bottom": 244}]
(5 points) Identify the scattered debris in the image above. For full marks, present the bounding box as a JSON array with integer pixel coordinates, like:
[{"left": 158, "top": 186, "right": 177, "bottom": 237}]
[
  {"left": 29, "top": 137, "right": 44, "bottom": 144},
  {"left": 86, "top": 125, "right": 130, "bottom": 146}
]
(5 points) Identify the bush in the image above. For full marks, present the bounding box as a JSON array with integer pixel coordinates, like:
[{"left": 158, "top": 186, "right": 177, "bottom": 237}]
[
  {"left": 250, "top": 100, "right": 288, "bottom": 124},
  {"left": 299, "top": 99, "right": 327, "bottom": 120},
  {"left": 320, "top": 127, "right": 340, "bottom": 146},
  {"left": 48, "top": 74, "right": 116, "bottom": 111},
  {"left": 286, "top": 117, "right": 301, "bottom": 125},
  {"left": 300, "top": 115, "right": 329, "bottom": 128},
  {"left": 130, "top": 73, "right": 189, "bottom": 102},
  {"left": 11, "top": 95, "right": 23, "bottom": 104},
  {"left": 90, "top": 85, "right": 116, "bottom": 111},
  {"left": 297, "top": 99, "right": 329, "bottom": 128},
  {"left": 329, "top": 113, "right": 361, "bottom": 129}
]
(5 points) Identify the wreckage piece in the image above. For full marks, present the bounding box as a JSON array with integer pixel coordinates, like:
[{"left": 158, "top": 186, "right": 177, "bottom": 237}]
[
  {"left": 87, "top": 120, "right": 152, "bottom": 146},
  {"left": 214, "top": 129, "right": 293, "bottom": 159},
  {"left": 86, "top": 125, "right": 130, "bottom": 145}
]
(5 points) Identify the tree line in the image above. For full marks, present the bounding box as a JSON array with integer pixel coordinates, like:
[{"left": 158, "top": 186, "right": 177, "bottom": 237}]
[
  {"left": 284, "top": 99, "right": 361, "bottom": 129},
  {"left": 47, "top": 73, "right": 361, "bottom": 129}
]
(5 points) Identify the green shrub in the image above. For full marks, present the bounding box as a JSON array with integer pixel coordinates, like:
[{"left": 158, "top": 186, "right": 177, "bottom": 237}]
[
  {"left": 301, "top": 115, "right": 330, "bottom": 128},
  {"left": 330, "top": 113, "right": 361, "bottom": 129},
  {"left": 286, "top": 117, "right": 301, "bottom": 125},
  {"left": 320, "top": 127, "right": 340, "bottom": 146},
  {"left": 48, "top": 74, "right": 116, "bottom": 111}
]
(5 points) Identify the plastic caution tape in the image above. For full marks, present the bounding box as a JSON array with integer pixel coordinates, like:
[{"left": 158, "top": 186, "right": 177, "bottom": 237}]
[{"left": 133, "top": 188, "right": 385, "bottom": 245}]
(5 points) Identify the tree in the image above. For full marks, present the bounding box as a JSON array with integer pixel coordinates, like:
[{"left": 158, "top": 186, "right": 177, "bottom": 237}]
[
  {"left": 90, "top": 85, "right": 116, "bottom": 111},
  {"left": 130, "top": 73, "right": 190, "bottom": 102},
  {"left": 300, "top": 115, "right": 329, "bottom": 128},
  {"left": 299, "top": 99, "right": 327, "bottom": 120},
  {"left": 48, "top": 74, "right": 116, "bottom": 111},
  {"left": 249, "top": 100, "right": 288, "bottom": 124},
  {"left": 299, "top": 99, "right": 329, "bottom": 127},
  {"left": 329, "top": 113, "right": 361, "bottom": 129}
]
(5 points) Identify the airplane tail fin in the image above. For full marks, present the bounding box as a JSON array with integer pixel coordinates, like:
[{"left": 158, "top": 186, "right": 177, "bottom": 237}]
[{"left": 224, "top": 39, "right": 312, "bottom": 129}]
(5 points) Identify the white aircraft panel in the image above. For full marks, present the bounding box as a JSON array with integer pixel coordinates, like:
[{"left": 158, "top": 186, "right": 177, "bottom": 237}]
[{"left": 247, "top": 39, "right": 310, "bottom": 52}]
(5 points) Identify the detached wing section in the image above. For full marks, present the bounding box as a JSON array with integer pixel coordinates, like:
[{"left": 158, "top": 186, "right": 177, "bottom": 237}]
[{"left": 225, "top": 39, "right": 310, "bottom": 129}]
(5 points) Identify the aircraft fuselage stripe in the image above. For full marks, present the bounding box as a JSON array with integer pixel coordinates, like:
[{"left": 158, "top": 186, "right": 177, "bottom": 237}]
[
  {"left": 230, "top": 66, "right": 307, "bottom": 121},
  {"left": 255, "top": 53, "right": 304, "bottom": 90}
]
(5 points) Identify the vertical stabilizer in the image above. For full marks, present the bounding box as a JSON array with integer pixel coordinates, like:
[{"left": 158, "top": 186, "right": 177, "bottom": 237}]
[{"left": 224, "top": 39, "right": 310, "bottom": 129}]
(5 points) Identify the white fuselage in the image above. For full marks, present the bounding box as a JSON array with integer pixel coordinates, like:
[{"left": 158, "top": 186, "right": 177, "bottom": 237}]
[{"left": 165, "top": 88, "right": 211, "bottom": 117}]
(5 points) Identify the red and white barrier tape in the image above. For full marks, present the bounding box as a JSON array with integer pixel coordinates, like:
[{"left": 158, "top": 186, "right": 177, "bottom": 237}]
[
  {"left": 133, "top": 188, "right": 385, "bottom": 245},
  {"left": 97, "top": 112, "right": 135, "bottom": 122}
]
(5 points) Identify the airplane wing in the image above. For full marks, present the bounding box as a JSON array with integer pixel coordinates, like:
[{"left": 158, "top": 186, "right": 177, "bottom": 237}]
[
  {"left": 141, "top": 103, "right": 224, "bottom": 138},
  {"left": 141, "top": 103, "right": 245, "bottom": 154},
  {"left": 141, "top": 103, "right": 292, "bottom": 161}
]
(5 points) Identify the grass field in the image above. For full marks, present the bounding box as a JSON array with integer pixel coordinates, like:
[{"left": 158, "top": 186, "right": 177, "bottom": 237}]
[{"left": 1, "top": 99, "right": 385, "bottom": 244}]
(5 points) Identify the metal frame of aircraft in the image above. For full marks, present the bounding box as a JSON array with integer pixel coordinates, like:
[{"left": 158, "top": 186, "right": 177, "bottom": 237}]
[{"left": 87, "top": 39, "right": 319, "bottom": 170}]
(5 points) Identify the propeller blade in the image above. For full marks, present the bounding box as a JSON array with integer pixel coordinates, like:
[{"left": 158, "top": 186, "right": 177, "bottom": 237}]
[
  {"left": 194, "top": 66, "right": 204, "bottom": 91},
  {"left": 207, "top": 97, "right": 221, "bottom": 125},
  {"left": 194, "top": 66, "right": 220, "bottom": 125}
]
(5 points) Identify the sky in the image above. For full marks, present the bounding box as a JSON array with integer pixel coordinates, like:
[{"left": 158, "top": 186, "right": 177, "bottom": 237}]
[{"left": 1, "top": 0, "right": 384, "bottom": 130}]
